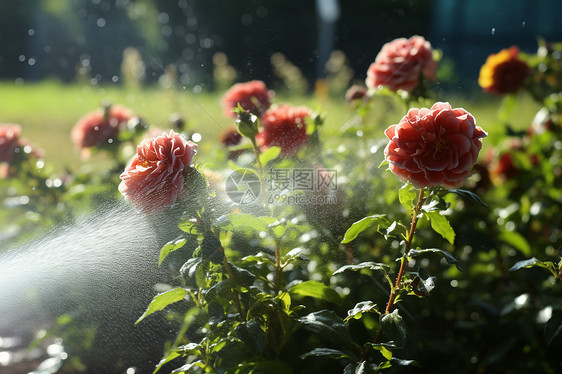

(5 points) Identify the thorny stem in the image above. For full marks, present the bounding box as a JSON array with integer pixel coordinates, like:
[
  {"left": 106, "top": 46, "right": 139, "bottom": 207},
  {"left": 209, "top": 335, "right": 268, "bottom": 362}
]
[{"left": 374, "top": 188, "right": 425, "bottom": 344}]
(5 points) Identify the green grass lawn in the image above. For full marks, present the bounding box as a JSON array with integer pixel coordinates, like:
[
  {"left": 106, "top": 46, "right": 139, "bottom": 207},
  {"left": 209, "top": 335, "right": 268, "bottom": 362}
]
[{"left": 0, "top": 80, "right": 542, "bottom": 174}]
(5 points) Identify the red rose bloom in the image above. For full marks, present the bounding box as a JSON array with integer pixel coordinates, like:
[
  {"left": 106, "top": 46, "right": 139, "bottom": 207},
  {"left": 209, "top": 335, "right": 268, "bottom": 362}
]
[
  {"left": 221, "top": 80, "right": 273, "bottom": 118},
  {"left": 256, "top": 104, "right": 312, "bottom": 156},
  {"left": 0, "top": 124, "right": 21, "bottom": 163},
  {"left": 366, "top": 35, "right": 437, "bottom": 93},
  {"left": 478, "top": 46, "right": 529, "bottom": 95},
  {"left": 71, "top": 105, "right": 134, "bottom": 149},
  {"left": 384, "top": 102, "right": 487, "bottom": 189},
  {"left": 119, "top": 130, "right": 198, "bottom": 213}
]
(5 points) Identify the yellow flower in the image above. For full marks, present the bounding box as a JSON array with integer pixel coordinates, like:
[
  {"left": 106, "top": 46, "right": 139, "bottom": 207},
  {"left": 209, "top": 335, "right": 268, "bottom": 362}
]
[{"left": 479, "top": 46, "right": 529, "bottom": 95}]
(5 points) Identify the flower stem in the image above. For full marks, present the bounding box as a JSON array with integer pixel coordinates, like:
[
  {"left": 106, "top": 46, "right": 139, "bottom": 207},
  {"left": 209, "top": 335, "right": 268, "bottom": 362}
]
[
  {"left": 374, "top": 188, "right": 424, "bottom": 343},
  {"left": 274, "top": 244, "right": 282, "bottom": 294},
  {"left": 220, "top": 245, "right": 246, "bottom": 320}
]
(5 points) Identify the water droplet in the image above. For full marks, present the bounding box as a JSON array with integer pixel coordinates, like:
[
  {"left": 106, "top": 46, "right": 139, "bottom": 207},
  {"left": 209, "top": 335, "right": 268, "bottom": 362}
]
[
  {"left": 522, "top": 21, "right": 526, "bottom": 27},
  {"left": 191, "top": 133, "right": 202, "bottom": 142},
  {"left": 28, "top": 58, "right": 36, "bottom": 66},
  {"left": 97, "top": 18, "right": 106, "bottom": 27},
  {"left": 112, "top": 75, "right": 119, "bottom": 82},
  {"left": 36, "top": 160, "right": 44, "bottom": 169},
  {"left": 491, "top": 28, "right": 496, "bottom": 35},
  {"left": 18, "top": 54, "right": 26, "bottom": 62},
  {"left": 28, "top": 28, "right": 35, "bottom": 36}
]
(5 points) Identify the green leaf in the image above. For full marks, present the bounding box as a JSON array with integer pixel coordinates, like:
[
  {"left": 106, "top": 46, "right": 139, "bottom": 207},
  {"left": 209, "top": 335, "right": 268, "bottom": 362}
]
[
  {"left": 333, "top": 262, "right": 389, "bottom": 276},
  {"left": 301, "top": 348, "right": 352, "bottom": 360},
  {"left": 178, "top": 219, "right": 199, "bottom": 234},
  {"left": 298, "top": 310, "right": 361, "bottom": 353},
  {"left": 449, "top": 189, "right": 487, "bottom": 207},
  {"left": 425, "top": 211, "right": 455, "bottom": 244},
  {"left": 509, "top": 257, "right": 557, "bottom": 275},
  {"left": 227, "top": 213, "right": 271, "bottom": 233},
  {"left": 289, "top": 281, "right": 341, "bottom": 304},
  {"left": 259, "top": 146, "right": 281, "bottom": 167},
  {"left": 159, "top": 238, "right": 187, "bottom": 265},
  {"left": 498, "top": 230, "right": 531, "bottom": 256},
  {"left": 409, "top": 248, "right": 462, "bottom": 270},
  {"left": 345, "top": 301, "right": 379, "bottom": 321},
  {"left": 399, "top": 183, "right": 418, "bottom": 212},
  {"left": 355, "top": 361, "right": 366, "bottom": 374},
  {"left": 153, "top": 350, "right": 182, "bottom": 374},
  {"left": 380, "top": 309, "right": 407, "bottom": 347},
  {"left": 371, "top": 344, "right": 393, "bottom": 360},
  {"left": 136, "top": 288, "right": 188, "bottom": 324},
  {"left": 170, "top": 361, "right": 205, "bottom": 374},
  {"left": 235, "top": 319, "right": 265, "bottom": 354},
  {"left": 341, "top": 214, "right": 389, "bottom": 244}
]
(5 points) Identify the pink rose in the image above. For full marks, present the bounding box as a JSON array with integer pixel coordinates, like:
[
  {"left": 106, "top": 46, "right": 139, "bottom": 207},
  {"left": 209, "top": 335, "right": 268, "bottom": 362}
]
[
  {"left": 366, "top": 35, "right": 437, "bottom": 93},
  {"left": 384, "top": 102, "right": 487, "bottom": 189},
  {"left": 71, "top": 105, "right": 134, "bottom": 149},
  {"left": 221, "top": 80, "right": 273, "bottom": 118},
  {"left": 119, "top": 130, "right": 198, "bottom": 213},
  {"left": 0, "top": 124, "right": 21, "bottom": 163},
  {"left": 256, "top": 104, "right": 312, "bottom": 156}
]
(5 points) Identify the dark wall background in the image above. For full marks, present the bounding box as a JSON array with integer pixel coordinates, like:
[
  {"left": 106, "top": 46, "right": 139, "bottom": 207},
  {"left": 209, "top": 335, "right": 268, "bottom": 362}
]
[{"left": 1, "top": 0, "right": 561, "bottom": 92}]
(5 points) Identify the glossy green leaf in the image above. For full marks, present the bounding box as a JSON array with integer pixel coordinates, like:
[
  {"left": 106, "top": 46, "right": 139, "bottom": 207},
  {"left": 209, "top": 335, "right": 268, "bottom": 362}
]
[
  {"left": 371, "top": 344, "right": 393, "bottom": 360},
  {"left": 259, "top": 146, "right": 281, "bottom": 167},
  {"left": 409, "top": 248, "right": 461, "bottom": 270},
  {"left": 159, "top": 238, "right": 187, "bottom": 265},
  {"left": 509, "top": 257, "right": 557, "bottom": 274},
  {"left": 170, "top": 360, "right": 205, "bottom": 374},
  {"left": 136, "top": 287, "right": 188, "bottom": 324},
  {"left": 235, "top": 319, "right": 265, "bottom": 354},
  {"left": 340, "top": 214, "right": 389, "bottom": 244},
  {"left": 333, "top": 262, "right": 389, "bottom": 276},
  {"left": 449, "top": 189, "right": 487, "bottom": 207},
  {"left": 380, "top": 309, "right": 407, "bottom": 347},
  {"left": 298, "top": 310, "right": 360, "bottom": 352},
  {"left": 300, "top": 348, "right": 352, "bottom": 360},
  {"left": 355, "top": 361, "right": 366, "bottom": 374},
  {"left": 345, "top": 301, "right": 379, "bottom": 321},
  {"left": 227, "top": 213, "right": 270, "bottom": 232},
  {"left": 289, "top": 281, "right": 341, "bottom": 304},
  {"left": 399, "top": 183, "right": 418, "bottom": 212},
  {"left": 498, "top": 230, "right": 531, "bottom": 256},
  {"left": 153, "top": 350, "right": 182, "bottom": 374},
  {"left": 425, "top": 211, "right": 455, "bottom": 244}
]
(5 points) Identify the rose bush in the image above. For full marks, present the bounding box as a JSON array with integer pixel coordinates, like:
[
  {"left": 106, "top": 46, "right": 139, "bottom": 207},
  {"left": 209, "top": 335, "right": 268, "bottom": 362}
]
[
  {"left": 366, "top": 35, "right": 437, "bottom": 93},
  {"left": 118, "top": 130, "right": 198, "bottom": 213},
  {"left": 221, "top": 80, "right": 273, "bottom": 118},
  {"left": 384, "top": 102, "right": 487, "bottom": 188},
  {"left": 71, "top": 104, "right": 134, "bottom": 150},
  {"left": 256, "top": 104, "right": 312, "bottom": 156}
]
